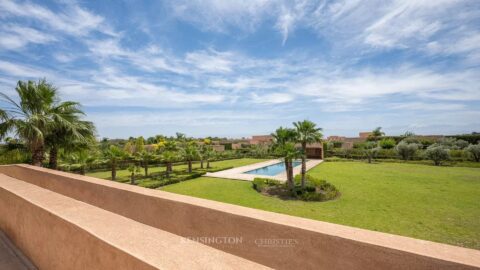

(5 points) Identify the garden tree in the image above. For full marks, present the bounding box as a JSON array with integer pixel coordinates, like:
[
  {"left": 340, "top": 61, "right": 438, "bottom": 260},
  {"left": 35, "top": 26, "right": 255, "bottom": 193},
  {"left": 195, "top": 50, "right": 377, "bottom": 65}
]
[
  {"left": 293, "top": 120, "right": 323, "bottom": 188},
  {"left": 465, "top": 144, "right": 480, "bottom": 162},
  {"left": 103, "top": 145, "right": 126, "bottom": 180},
  {"left": 395, "top": 141, "right": 419, "bottom": 160},
  {"left": 45, "top": 118, "right": 96, "bottom": 170},
  {"left": 379, "top": 138, "right": 396, "bottom": 149},
  {"left": 271, "top": 127, "right": 300, "bottom": 190},
  {"left": 146, "top": 136, "right": 157, "bottom": 144},
  {"left": 0, "top": 79, "right": 95, "bottom": 166},
  {"left": 368, "top": 127, "right": 385, "bottom": 141},
  {"left": 160, "top": 140, "right": 178, "bottom": 177},
  {"left": 437, "top": 137, "right": 466, "bottom": 150},
  {"left": 199, "top": 138, "right": 211, "bottom": 169},
  {"left": 204, "top": 145, "right": 215, "bottom": 168},
  {"left": 138, "top": 148, "right": 155, "bottom": 176},
  {"left": 425, "top": 144, "right": 450, "bottom": 166},
  {"left": 362, "top": 141, "right": 380, "bottom": 163},
  {"left": 181, "top": 141, "right": 199, "bottom": 173},
  {"left": 66, "top": 149, "right": 97, "bottom": 175},
  {"left": 176, "top": 132, "right": 186, "bottom": 141},
  {"left": 455, "top": 139, "right": 469, "bottom": 149},
  {"left": 127, "top": 163, "right": 141, "bottom": 185},
  {"left": 123, "top": 140, "right": 136, "bottom": 154},
  {"left": 250, "top": 144, "right": 269, "bottom": 158},
  {"left": 135, "top": 136, "right": 145, "bottom": 152}
]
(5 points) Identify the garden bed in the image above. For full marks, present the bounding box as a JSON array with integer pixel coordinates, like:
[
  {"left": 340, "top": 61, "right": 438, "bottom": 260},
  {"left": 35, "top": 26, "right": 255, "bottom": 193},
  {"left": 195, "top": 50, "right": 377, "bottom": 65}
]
[{"left": 252, "top": 175, "right": 340, "bottom": 202}]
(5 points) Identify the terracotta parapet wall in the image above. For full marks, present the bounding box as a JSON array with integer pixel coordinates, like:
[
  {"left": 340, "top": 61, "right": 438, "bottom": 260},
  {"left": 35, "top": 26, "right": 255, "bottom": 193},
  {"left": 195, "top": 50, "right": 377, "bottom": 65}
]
[
  {"left": 0, "top": 173, "right": 268, "bottom": 269},
  {"left": 1, "top": 164, "right": 479, "bottom": 270}
]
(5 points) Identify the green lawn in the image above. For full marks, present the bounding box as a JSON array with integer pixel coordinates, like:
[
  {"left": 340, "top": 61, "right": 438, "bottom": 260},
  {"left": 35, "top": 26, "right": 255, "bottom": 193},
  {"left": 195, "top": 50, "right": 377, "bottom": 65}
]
[
  {"left": 86, "top": 158, "right": 267, "bottom": 181},
  {"left": 162, "top": 161, "right": 480, "bottom": 250}
]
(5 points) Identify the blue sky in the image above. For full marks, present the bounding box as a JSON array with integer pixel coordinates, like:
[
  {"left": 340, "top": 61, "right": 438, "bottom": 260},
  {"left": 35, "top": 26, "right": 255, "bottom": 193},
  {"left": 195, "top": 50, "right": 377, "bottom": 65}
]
[{"left": 0, "top": 0, "right": 479, "bottom": 139}]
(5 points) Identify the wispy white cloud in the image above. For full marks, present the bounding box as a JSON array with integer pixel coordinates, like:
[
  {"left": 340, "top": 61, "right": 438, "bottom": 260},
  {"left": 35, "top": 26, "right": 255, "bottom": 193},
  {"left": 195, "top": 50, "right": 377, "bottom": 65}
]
[
  {"left": 169, "top": 0, "right": 273, "bottom": 33},
  {"left": 0, "top": 0, "right": 110, "bottom": 36},
  {"left": 0, "top": 24, "right": 57, "bottom": 50},
  {"left": 251, "top": 92, "right": 293, "bottom": 104},
  {"left": 185, "top": 49, "right": 235, "bottom": 73},
  {"left": 0, "top": 60, "right": 51, "bottom": 78}
]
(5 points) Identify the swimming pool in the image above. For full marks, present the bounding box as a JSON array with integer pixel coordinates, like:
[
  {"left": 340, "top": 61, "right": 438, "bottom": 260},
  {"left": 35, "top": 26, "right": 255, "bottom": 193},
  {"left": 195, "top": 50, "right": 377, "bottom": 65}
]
[{"left": 244, "top": 161, "right": 302, "bottom": 176}]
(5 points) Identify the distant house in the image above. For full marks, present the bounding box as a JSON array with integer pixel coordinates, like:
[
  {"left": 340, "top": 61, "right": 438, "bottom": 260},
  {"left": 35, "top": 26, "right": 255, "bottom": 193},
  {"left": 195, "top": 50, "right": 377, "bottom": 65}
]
[
  {"left": 211, "top": 145, "right": 225, "bottom": 152},
  {"left": 231, "top": 143, "right": 243, "bottom": 150},
  {"left": 359, "top": 132, "right": 373, "bottom": 139},
  {"left": 327, "top": 132, "right": 372, "bottom": 149},
  {"left": 249, "top": 135, "right": 273, "bottom": 145}
]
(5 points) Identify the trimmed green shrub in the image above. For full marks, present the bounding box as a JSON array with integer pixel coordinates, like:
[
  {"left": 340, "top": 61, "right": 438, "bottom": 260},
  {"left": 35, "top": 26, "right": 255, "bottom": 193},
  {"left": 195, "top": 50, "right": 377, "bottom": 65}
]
[
  {"left": 207, "top": 166, "right": 234, "bottom": 173},
  {"left": 252, "top": 178, "right": 283, "bottom": 192},
  {"left": 138, "top": 180, "right": 164, "bottom": 189},
  {"left": 379, "top": 138, "right": 396, "bottom": 149}
]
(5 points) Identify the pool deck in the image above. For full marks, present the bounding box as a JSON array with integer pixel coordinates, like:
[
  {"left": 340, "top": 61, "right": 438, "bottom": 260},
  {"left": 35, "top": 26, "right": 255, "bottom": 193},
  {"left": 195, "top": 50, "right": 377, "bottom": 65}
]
[{"left": 205, "top": 159, "right": 323, "bottom": 182}]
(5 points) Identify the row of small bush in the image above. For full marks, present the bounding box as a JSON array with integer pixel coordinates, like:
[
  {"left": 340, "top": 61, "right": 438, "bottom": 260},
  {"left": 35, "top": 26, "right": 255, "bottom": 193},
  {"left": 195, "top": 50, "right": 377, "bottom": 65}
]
[{"left": 137, "top": 178, "right": 182, "bottom": 189}]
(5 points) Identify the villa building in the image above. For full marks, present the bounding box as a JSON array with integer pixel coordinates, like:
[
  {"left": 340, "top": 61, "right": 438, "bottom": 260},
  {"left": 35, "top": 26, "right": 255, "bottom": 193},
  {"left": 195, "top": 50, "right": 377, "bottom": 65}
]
[
  {"left": 326, "top": 132, "right": 373, "bottom": 149},
  {"left": 249, "top": 135, "right": 273, "bottom": 145}
]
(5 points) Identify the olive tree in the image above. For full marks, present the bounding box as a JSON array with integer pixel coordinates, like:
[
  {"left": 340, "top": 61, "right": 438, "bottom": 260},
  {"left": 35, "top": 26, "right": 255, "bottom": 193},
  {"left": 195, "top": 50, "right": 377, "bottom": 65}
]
[
  {"left": 395, "top": 141, "right": 419, "bottom": 160},
  {"left": 465, "top": 144, "right": 480, "bottom": 162},
  {"left": 425, "top": 144, "right": 450, "bottom": 166},
  {"left": 363, "top": 141, "right": 380, "bottom": 163}
]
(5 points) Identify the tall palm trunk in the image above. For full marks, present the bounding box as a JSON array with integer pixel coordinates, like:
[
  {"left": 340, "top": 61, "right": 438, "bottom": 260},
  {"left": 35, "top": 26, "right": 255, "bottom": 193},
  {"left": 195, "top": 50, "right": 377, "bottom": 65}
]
[
  {"left": 301, "top": 142, "right": 307, "bottom": 188},
  {"left": 130, "top": 172, "right": 135, "bottom": 185},
  {"left": 32, "top": 144, "right": 45, "bottom": 167},
  {"left": 188, "top": 160, "right": 192, "bottom": 173},
  {"left": 165, "top": 162, "right": 170, "bottom": 178},
  {"left": 284, "top": 158, "right": 294, "bottom": 190},
  {"left": 200, "top": 159, "right": 204, "bottom": 169},
  {"left": 111, "top": 160, "right": 117, "bottom": 180},
  {"left": 287, "top": 160, "right": 294, "bottom": 190},
  {"left": 49, "top": 146, "right": 58, "bottom": 169}
]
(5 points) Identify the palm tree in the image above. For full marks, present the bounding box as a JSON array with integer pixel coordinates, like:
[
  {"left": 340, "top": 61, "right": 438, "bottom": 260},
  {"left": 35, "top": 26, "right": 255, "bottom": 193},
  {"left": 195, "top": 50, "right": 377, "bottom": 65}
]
[
  {"left": 46, "top": 118, "right": 96, "bottom": 170},
  {"left": 369, "top": 127, "right": 385, "bottom": 141},
  {"left": 271, "top": 127, "right": 300, "bottom": 190},
  {"left": 181, "top": 142, "right": 199, "bottom": 173},
  {"left": 160, "top": 140, "right": 178, "bottom": 177},
  {"left": 199, "top": 138, "right": 212, "bottom": 169},
  {"left": 293, "top": 120, "right": 323, "bottom": 188},
  {"left": 103, "top": 145, "right": 125, "bottom": 180},
  {"left": 204, "top": 145, "right": 215, "bottom": 169},
  {"left": 138, "top": 149, "right": 155, "bottom": 177},
  {"left": 66, "top": 149, "right": 97, "bottom": 175},
  {"left": 0, "top": 79, "right": 95, "bottom": 167}
]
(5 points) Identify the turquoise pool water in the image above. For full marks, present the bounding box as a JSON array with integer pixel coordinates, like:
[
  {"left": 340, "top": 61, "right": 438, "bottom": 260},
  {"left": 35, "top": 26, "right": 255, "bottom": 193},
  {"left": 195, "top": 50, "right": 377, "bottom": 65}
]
[{"left": 245, "top": 161, "right": 302, "bottom": 176}]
